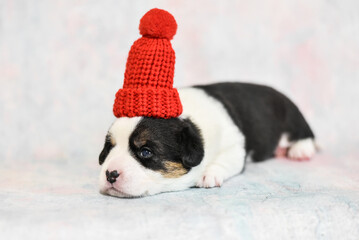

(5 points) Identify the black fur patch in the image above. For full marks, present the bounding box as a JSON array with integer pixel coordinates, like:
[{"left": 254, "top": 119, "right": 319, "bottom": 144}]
[
  {"left": 195, "top": 82, "right": 315, "bottom": 162},
  {"left": 128, "top": 117, "right": 204, "bottom": 172},
  {"left": 99, "top": 134, "right": 114, "bottom": 165}
]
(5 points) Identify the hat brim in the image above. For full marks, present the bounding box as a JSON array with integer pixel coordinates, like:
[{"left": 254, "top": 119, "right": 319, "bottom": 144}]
[{"left": 113, "top": 87, "right": 183, "bottom": 119}]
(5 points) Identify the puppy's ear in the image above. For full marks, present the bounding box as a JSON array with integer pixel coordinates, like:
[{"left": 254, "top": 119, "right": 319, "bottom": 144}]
[
  {"left": 178, "top": 119, "right": 204, "bottom": 168},
  {"left": 99, "top": 135, "right": 114, "bottom": 165}
]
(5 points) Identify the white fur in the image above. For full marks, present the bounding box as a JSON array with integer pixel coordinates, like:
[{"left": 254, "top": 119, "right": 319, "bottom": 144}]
[
  {"left": 278, "top": 133, "right": 292, "bottom": 148},
  {"left": 98, "top": 88, "right": 246, "bottom": 197},
  {"left": 179, "top": 88, "right": 246, "bottom": 188},
  {"left": 288, "top": 138, "right": 316, "bottom": 159}
]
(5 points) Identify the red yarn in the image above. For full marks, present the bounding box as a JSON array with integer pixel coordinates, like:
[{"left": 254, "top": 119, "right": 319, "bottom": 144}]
[
  {"left": 139, "top": 8, "right": 177, "bottom": 40},
  {"left": 113, "top": 9, "right": 182, "bottom": 119}
]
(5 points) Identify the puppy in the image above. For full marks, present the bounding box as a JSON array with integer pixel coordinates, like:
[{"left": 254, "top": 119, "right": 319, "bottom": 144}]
[{"left": 98, "top": 82, "right": 316, "bottom": 198}]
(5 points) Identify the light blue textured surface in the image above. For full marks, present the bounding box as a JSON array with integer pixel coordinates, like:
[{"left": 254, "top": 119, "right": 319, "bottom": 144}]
[{"left": 1, "top": 154, "right": 359, "bottom": 239}]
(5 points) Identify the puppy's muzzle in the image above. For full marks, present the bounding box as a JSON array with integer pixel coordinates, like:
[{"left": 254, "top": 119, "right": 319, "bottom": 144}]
[{"left": 106, "top": 170, "right": 120, "bottom": 184}]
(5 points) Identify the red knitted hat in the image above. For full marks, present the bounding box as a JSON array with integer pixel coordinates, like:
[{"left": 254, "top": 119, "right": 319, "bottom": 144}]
[{"left": 113, "top": 8, "right": 183, "bottom": 119}]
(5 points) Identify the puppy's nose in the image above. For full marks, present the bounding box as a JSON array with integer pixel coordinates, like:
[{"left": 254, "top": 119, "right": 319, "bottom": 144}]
[{"left": 106, "top": 170, "right": 120, "bottom": 184}]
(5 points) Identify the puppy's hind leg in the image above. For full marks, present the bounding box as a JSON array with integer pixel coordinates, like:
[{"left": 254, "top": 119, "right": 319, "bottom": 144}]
[
  {"left": 196, "top": 145, "right": 246, "bottom": 188},
  {"left": 283, "top": 99, "right": 317, "bottom": 161},
  {"left": 275, "top": 134, "right": 317, "bottom": 161},
  {"left": 287, "top": 138, "right": 316, "bottom": 161}
]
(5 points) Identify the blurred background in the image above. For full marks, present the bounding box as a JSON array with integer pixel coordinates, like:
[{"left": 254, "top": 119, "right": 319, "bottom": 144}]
[{"left": 1, "top": 0, "right": 359, "bottom": 170}]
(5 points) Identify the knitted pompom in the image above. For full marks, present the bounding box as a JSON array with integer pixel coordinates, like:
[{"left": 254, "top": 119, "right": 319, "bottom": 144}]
[{"left": 139, "top": 8, "right": 177, "bottom": 40}]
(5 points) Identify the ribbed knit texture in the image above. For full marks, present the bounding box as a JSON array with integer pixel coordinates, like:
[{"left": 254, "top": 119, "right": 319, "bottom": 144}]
[{"left": 113, "top": 9, "right": 182, "bottom": 119}]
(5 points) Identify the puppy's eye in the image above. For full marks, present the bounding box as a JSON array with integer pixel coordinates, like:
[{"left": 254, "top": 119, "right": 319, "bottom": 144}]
[{"left": 139, "top": 148, "right": 153, "bottom": 159}]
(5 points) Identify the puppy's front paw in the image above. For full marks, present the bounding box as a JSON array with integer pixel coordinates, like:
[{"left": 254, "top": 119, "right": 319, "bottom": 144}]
[{"left": 196, "top": 172, "right": 223, "bottom": 188}]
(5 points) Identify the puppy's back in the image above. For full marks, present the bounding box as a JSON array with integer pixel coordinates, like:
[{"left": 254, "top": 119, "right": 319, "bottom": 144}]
[{"left": 194, "top": 82, "right": 315, "bottom": 162}]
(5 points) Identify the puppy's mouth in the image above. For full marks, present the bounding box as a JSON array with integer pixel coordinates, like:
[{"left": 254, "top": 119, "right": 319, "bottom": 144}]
[{"left": 101, "top": 186, "right": 143, "bottom": 198}]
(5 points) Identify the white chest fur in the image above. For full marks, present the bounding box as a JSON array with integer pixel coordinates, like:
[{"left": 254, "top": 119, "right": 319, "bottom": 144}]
[{"left": 178, "top": 88, "right": 246, "bottom": 187}]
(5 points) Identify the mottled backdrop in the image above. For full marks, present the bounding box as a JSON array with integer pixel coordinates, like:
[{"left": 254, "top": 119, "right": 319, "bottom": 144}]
[
  {"left": 1, "top": 0, "right": 359, "bottom": 163},
  {"left": 1, "top": 1, "right": 359, "bottom": 239}
]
